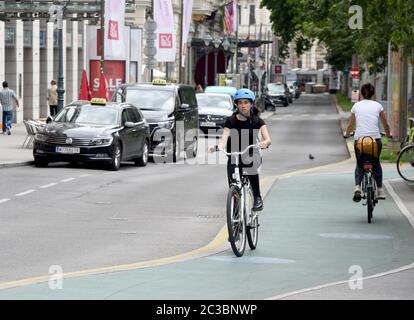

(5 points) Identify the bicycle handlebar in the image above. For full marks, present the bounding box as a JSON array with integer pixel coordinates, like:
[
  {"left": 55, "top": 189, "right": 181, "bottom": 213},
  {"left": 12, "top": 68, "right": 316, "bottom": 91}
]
[{"left": 218, "top": 144, "right": 260, "bottom": 157}]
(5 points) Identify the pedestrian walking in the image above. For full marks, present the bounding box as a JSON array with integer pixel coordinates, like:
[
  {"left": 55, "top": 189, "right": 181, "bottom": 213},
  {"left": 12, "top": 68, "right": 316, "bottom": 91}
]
[
  {"left": 0, "top": 81, "right": 19, "bottom": 135},
  {"left": 195, "top": 84, "right": 204, "bottom": 93},
  {"left": 47, "top": 80, "right": 58, "bottom": 116}
]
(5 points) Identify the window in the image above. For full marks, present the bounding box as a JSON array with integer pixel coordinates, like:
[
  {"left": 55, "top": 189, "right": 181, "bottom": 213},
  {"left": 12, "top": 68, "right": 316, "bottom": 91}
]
[
  {"left": 249, "top": 5, "right": 255, "bottom": 25},
  {"left": 5, "top": 28, "right": 15, "bottom": 47},
  {"left": 297, "top": 60, "right": 302, "bottom": 69},
  {"left": 126, "top": 108, "right": 139, "bottom": 123},
  {"left": 237, "top": 5, "right": 241, "bottom": 25},
  {"left": 24, "top": 30, "right": 32, "bottom": 48},
  {"left": 179, "top": 88, "right": 197, "bottom": 109},
  {"left": 39, "top": 30, "right": 46, "bottom": 48},
  {"left": 317, "top": 61, "right": 324, "bottom": 70}
]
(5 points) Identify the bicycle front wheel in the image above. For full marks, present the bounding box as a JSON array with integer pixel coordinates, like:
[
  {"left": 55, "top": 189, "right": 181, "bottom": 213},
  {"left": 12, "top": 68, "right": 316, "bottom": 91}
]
[
  {"left": 226, "top": 186, "right": 246, "bottom": 257},
  {"left": 397, "top": 145, "right": 414, "bottom": 183},
  {"left": 246, "top": 187, "right": 259, "bottom": 250}
]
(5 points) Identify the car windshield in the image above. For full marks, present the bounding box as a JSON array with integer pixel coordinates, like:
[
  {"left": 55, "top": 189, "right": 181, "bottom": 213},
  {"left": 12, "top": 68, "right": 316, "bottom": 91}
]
[
  {"left": 267, "top": 84, "right": 285, "bottom": 94},
  {"left": 125, "top": 88, "right": 174, "bottom": 112},
  {"left": 54, "top": 106, "right": 118, "bottom": 125},
  {"left": 196, "top": 95, "right": 232, "bottom": 110}
]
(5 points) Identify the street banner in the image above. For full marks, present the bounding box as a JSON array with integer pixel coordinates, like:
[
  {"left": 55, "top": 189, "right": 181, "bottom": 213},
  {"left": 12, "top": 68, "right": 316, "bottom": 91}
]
[
  {"left": 79, "top": 69, "right": 92, "bottom": 101},
  {"left": 223, "top": 0, "right": 237, "bottom": 35},
  {"left": 104, "top": 0, "right": 126, "bottom": 60},
  {"left": 90, "top": 60, "right": 126, "bottom": 99},
  {"left": 154, "top": 0, "right": 176, "bottom": 62},
  {"left": 181, "top": 0, "right": 193, "bottom": 67}
]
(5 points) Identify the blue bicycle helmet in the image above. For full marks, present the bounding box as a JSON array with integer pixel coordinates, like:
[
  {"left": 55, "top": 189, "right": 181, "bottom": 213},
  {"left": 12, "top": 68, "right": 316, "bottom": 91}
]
[{"left": 233, "top": 88, "right": 255, "bottom": 104}]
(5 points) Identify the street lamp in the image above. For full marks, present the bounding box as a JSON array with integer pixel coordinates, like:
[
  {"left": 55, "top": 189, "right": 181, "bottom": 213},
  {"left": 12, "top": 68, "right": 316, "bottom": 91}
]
[
  {"left": 202, "top": 32, "right": 212, "bottom": 88},
  {"left": 49, "top": 3, "right": 66, "bottom": 113},
  {"left": 222, "top": 38, "right": 230, "bottom": 74},
  {"left": 212, "top": 37, "right": 222, "bottom": 85}
]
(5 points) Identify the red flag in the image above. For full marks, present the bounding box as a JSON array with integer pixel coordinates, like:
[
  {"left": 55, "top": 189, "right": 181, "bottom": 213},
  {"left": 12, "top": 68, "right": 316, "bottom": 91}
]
[
  {"left": 79, "top": 69, "right": 92, "bottom": 100},
  {"left": 97, "top": 72, "right": 109, "bottom": 101}
]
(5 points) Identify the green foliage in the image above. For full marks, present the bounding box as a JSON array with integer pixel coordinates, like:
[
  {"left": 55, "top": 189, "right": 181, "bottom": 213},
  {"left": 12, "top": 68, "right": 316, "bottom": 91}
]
[
  {"left": 261, "top": 0, "right": 414, "bottom": 72},
  {"left": 336, "top": 92, "right": 353, "bottom": 112}
]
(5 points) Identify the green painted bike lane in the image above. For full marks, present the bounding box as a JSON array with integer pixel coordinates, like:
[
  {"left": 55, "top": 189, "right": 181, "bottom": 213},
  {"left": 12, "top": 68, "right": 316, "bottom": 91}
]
[{"left": 1, "top": 172, "right": 413, "bottom": 299}]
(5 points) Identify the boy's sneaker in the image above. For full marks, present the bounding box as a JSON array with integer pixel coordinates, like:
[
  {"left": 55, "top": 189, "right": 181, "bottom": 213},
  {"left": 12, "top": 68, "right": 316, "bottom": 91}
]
[
  {"left": 377, "top": 187, "right": 386, "bottom": 200},
  {"left": 353, "top": 185, "right": 362, "bottom": 203},
  {"left": 6, "top": 128, "right": 11, "bottom": 135}
]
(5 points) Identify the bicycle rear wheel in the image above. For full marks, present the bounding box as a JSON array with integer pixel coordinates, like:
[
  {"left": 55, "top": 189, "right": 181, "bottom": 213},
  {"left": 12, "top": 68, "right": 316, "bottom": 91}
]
[
  {"left": 397, "top": 145, "right": 414, "bottom": 182},
  {"left": 246, "top": 187, "right": 259, "bottom": 250},
  {"left": 367, "top": 185, "right": 374, "bottom": 224},
  {"left": 226, "top": 186, "right": 246, "bottom": 257}
]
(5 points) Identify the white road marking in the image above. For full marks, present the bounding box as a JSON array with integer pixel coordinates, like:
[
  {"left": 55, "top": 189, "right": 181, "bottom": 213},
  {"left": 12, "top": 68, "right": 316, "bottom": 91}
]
[
  {"left": 39, "top": 183, "right": 57, "bottom": 189},
  {"left": 0, "top": 199, "right": 11, "bottom": 204},
  {"left": 384, "top": 180, "right": 414, "bottom": 229},
  {"left": 266, "top": 263, "right": 414, "bottom": 300},
  {"left": 79, "top": 174, "right": 92, "bottom": 178},
  {"left": 61, "top": 178, "right": 76, "bottom": 183},
  {"left": 15, "top": 190, "right": 36, "bottom": 197}
]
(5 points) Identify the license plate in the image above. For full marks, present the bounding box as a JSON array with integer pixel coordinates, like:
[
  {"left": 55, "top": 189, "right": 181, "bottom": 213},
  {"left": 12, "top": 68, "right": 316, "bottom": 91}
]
[
  {"left": 56, "top": 146, "right": 80, "bottom": 154},
  {"left": 200, "top": 121, "right": 216, "bottom": 127}
]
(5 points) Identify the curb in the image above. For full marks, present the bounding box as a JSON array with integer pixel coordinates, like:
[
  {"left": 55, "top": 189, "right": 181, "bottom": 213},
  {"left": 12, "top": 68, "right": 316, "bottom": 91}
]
[
  {"left": 0, "top": 161, "right": 33, "bottom": 169},
  {"left": 330, "top": 94, "right": 353, "bottom": 159}
]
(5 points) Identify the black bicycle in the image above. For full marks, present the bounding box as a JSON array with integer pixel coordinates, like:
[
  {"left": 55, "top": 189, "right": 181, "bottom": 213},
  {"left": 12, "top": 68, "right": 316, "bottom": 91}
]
[{"left": 345, "top": 133, "right": 385, "bottom": 224}]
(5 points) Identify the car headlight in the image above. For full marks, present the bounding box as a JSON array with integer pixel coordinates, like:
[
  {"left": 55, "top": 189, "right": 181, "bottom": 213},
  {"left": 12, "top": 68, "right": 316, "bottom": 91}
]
[
  {"left": 35, "top": 133, "right": 48, "bottom": 142},
  {"left": 157, "top": 120, "right": 175, "bottom": 130},
  {"left": 92, "top": 137, "right": 113, "bottom": 146}
]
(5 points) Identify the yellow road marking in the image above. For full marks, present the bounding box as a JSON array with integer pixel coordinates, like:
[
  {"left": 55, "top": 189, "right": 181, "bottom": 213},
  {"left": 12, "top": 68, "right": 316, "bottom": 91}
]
[{"left": 0, "top": 148, "right": 352, "bottom": 291}]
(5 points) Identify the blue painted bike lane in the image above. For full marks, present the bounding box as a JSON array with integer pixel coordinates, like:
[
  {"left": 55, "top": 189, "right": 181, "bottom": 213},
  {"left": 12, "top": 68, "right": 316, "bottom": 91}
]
[{"left": 0, "top": 170, "right": 413, "bottom": 300}]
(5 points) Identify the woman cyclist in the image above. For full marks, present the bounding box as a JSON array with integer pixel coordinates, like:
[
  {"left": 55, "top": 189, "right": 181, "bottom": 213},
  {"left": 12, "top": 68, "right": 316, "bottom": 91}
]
[
  {"left": 344, "top": 83, "right": 392, "bottom": 202},
  {"left": 209, "top": 89, "right": 272, "bottom": 211}
]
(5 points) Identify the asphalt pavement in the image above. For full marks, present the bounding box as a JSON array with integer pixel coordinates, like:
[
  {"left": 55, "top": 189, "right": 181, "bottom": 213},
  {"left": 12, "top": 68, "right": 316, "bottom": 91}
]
[{"left": 0, "top": 93, "right": 413, "bottom": 299}]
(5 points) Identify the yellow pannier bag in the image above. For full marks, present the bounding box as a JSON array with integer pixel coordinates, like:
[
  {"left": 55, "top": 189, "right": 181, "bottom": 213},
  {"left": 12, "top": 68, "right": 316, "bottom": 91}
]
[{"left": 356, "top": 136, "right": 379, "bottom": 158}]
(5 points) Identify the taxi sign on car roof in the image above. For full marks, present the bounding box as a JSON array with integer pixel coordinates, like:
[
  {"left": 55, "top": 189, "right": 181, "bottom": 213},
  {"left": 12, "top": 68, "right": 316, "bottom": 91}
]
[
  {"left": 90, "top": 98, "right": 107, "bottom": 105},
  {"left": 152, "top": 79, "right": 167, "bottom": 86}
]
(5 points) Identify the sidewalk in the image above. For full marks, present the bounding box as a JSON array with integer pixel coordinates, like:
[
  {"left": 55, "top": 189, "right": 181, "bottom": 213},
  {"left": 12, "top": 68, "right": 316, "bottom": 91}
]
[
  {"left": 0, "top": 111, "right": 276, "bottom": 169},
  {"left": 0, "top": 123, "right": 34, "bottom": 168}
]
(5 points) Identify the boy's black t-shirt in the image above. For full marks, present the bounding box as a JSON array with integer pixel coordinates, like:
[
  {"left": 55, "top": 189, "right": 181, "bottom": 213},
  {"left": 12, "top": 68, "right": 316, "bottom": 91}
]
[{"left": 224, "top": 113, "right": 266, "bottom": 153}]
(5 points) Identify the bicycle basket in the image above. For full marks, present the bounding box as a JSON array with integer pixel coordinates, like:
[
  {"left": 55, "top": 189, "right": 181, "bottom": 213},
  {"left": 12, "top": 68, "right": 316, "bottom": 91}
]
[{"left": 356, "top": 136, "right": 379, "bottom": 159}]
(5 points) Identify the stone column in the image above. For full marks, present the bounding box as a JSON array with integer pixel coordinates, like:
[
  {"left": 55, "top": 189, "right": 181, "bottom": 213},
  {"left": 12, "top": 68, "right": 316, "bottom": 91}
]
[
  {"left": 24, "top": 20, "right": 40, "bottom": 120},
  {"left": 5, "top": 20, "right": 24, "bottom": 124},
  {"left": 66, "top": 19, "right": 79, "bottom": 103},
  {"left": 39, "top": 21, "right": 55, "bottom": 118}
]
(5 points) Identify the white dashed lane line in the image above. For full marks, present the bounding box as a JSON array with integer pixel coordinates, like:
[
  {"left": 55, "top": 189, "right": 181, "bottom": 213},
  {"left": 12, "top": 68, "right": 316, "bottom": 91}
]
[
  {"left": 15, "top": 190, "right": 36, "bottom": 197},
  {"left": 39, "top": 183, "right": 58, "bottom": 189},
  {"left": 0, "top": 199, "right": 10, "bottom": 204},
  {"left": 61, "top": 178, "right": 76, "bottom": 183}
]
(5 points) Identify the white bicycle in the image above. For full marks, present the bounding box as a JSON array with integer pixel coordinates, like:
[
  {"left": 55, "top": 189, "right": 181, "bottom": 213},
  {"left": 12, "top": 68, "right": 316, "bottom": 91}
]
[{"left": 217, "top": 144, "right": 261, "bottom": 257}]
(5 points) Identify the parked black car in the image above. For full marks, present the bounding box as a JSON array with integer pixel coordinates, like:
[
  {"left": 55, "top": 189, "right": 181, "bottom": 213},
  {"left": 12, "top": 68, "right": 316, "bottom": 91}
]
[
  {"left": 263, "top": 83, "right": 290, "bottom": 109},
  {"left": 196, "top": 93, "right": 234, "bottom": 135},
  {"left": 33, "top": 99, "right": 150, "bottom": 170},
  {"left": 113, "top": 80, "right": 199, "bottom": 162}
]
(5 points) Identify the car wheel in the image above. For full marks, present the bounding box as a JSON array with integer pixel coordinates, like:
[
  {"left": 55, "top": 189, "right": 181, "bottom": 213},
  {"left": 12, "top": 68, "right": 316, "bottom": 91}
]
[
  {"left": 186, "top": 136, "right": 198, "bottom": 159},
  {"left": 34, "top": 157, "right": 48, "bottom": 168},
  {"left": 283, "top": 102, "right": 289, "bottom": 107},
  {"left": 109, "top": 141, "right": 122, "bottom": 171},
  {"left": 135, "top": 140, "right": 149, "bottom": 167}
]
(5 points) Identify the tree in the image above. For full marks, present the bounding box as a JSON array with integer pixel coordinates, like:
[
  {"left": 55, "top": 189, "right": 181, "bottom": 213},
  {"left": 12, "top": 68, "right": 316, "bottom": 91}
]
[{"left": 261, "top": 0, "right": 414, "bottom": 72}]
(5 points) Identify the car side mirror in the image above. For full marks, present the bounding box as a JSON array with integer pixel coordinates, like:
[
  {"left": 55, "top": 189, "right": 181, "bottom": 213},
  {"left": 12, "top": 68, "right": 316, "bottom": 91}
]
[
  {"left": 124, "top": 121, "right": 135, "bottom": 128},
  {"left": 180, "top": 103, "right": 190, "bottom": 110},
  {"left": 46, "top": 116, "right": 53, "bottom": 124}
]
